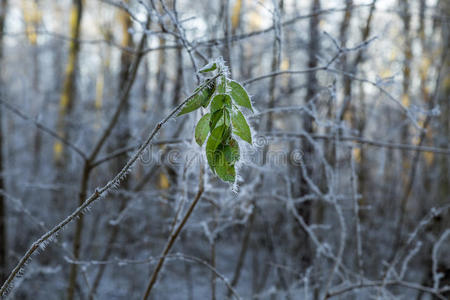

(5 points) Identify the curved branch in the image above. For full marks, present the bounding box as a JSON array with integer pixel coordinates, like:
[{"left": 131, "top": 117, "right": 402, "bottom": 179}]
[
  {"left": 263, "top": 132, "right": 450, "bottom": 155},
  {"left": 326, "top": 280, "right": 447, "bottom": 300}
]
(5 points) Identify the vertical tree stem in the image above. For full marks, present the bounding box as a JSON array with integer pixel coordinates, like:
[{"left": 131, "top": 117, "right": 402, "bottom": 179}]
[{"left": 142, "top": 166, "right": 204, "bottom": 300}]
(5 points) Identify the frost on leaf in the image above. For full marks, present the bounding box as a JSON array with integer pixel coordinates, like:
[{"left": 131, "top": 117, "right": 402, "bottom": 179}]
[
  {"left": 195, "top": 113, "right": 211, "bottom": 146},
  {"left": 231, "top": 110, "right": 252, "bottom": 144},
  {"left": 198, "top": 62, "right": 217, "bottom": 73},
  {"left": 177, "top": 83, "right": 215, "bottom": 116},
  {"left": 179, "top": 60, "right": 253, "bottom": 183},
  {"left": 229, "top": 80, "right": 253, "bottom": 111}
]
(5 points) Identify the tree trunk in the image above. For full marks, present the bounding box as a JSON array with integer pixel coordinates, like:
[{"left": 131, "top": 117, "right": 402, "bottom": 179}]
[
  {"left": 296, "top": 0, "right": 321, "bottom": 269},
  {"left": 0, "top": 0, "right": 8, "bottom": 285},
  {"left": 54, "top": 0, "right": 83, "bottom": 167}
]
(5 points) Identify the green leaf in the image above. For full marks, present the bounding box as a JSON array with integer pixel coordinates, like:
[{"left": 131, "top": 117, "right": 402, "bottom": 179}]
[
  {"left": 195, "top": 113, "right": 211, "bottom": 146},
  {"left": 217, "top": 75, "right": 227, "bottom": 93},
  {"left": 229, "top": 80, "right": 253, "bottom": 111},
  {"left": 209, "top": 109, "right": 230, "bottom": 131},
  {"left": 210, "top": 94, "right": 232, "bottom": 113},
  {"left": 206, "top": 125, "right": 226, "bottom": 172},
  {"left": 224, "top": 139, "right": 240, "bottom": 163},
  {"left": 201, "top": 83, "right": 216, "bottom": 108},
  {"left": 177, "top": 84, "right": 215, "bottom": 116},
  {"left": 231, "top": 110, "right": 252, "bottom": 144},
  {"left": 214, "top": 149, "right": 236, "bottom": 182},
  {"left": 199, "top": 62, "right": 217, "bottom": 73},
  {"left": 209, "top": 110, "right": 223, "bottom": 130}
]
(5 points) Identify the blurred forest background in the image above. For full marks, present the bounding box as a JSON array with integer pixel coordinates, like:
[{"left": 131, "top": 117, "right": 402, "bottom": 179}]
[{"left": 0, "top": 0, "right": 449, "bottom": 299}]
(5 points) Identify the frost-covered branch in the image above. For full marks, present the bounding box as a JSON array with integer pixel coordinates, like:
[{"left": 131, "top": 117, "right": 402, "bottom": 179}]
[{"left": 0, "top": 74, "right": 220, "bottom": 297}]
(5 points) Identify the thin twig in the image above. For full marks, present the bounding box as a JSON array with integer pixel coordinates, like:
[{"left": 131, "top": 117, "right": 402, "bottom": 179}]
[
  {"left": 90, "top": 139, "right": 185, "bottom": 168},
  {"left": 197, "top": 3, "right": 374, "bottom": 49},
  {"left": 243, "top": 35, "right": 377, "bottom": 85},
  {"left": 326, "top": 280, "right": 447, "bottom": 299},
  {"left": 142, "top": 165, "right": 205, "bottom": 300},
  {"left": 64, "top": 252, "right": 241, "bottom": 300},
  {"left": 0, "top": 98, "right": 87, "bottom": 159},
  {"left": 263, "top": 132, "right": 450, "bottom": 155}
]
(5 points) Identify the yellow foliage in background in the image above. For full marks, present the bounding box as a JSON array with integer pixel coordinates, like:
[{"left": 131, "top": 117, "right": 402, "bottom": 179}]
[
  {"left": 248, "top": 10, "right": 262, "bottom": 31},
  {"left": 231, "top": 0, "right": 242, "bottom": 30},
  {"left": 21, "top": 0, "right": 42, "bottom": 45},
  {"left": 53, "top": 141, "right": 63, "bottom": 161},
  {"left": 379, "top": 69, "right": 392, "bottom": 78},
  {"left": 159, "top": 173, "right": 170, "bottom": 190},
  {"left": 280, "top": 58, "right": 289, "bottom": 71},
  {"left": 424, "top": 151, "right": 434, "bottom": 166},
  {"left": 401, "top": 94, "right": 410, "bottom": 107},
  {"left": 353, "top": 147, "right": 362, "bottom": 163},
  {"left": 95, "top": 75, "right": 104, "bottom": 110}
]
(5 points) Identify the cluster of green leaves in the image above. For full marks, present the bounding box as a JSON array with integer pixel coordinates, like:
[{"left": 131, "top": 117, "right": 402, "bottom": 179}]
[{"left": 177, "top": 62, "right": 253, "bottom": 183}]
